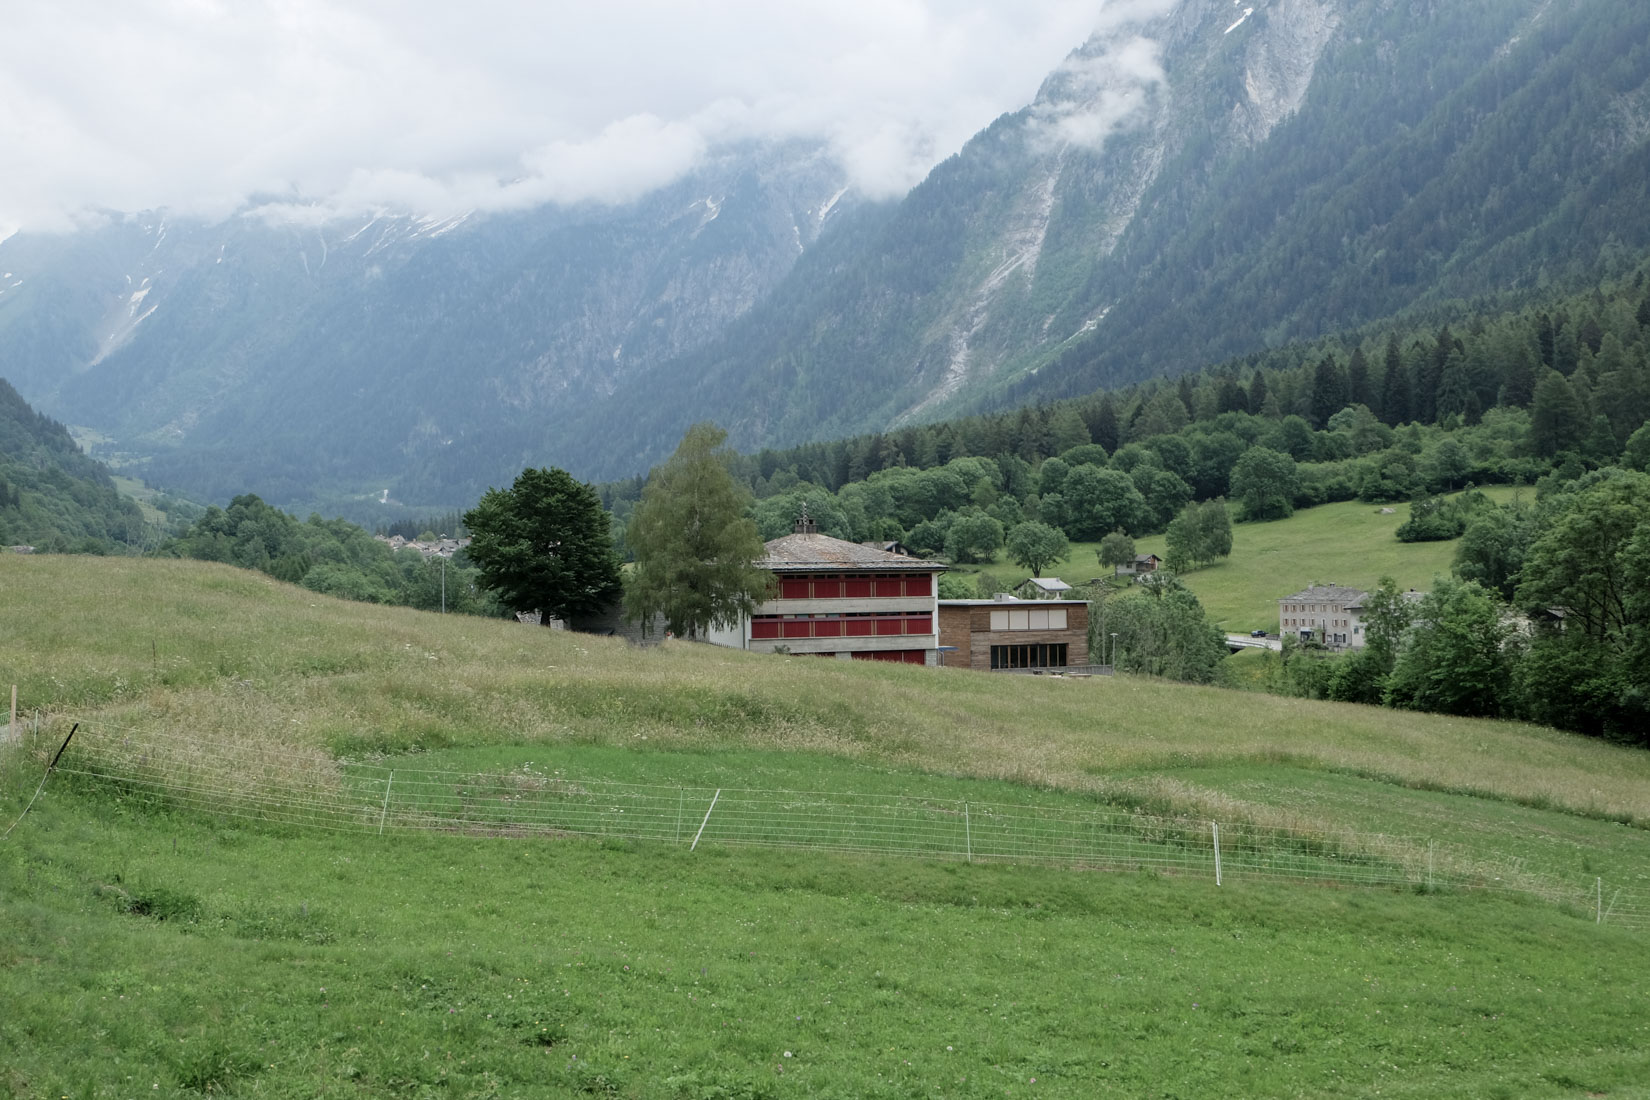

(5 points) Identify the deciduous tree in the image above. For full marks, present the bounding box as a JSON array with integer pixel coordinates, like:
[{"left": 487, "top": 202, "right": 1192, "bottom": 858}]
[
  {"left": 464, "top": 467, "right": 621, "bottom": 624},
  {"left": 1005, "top": 521, "right": 1069, "bottom": 577},
  {"left": 624, "top": 424, "right": 774, "bottom": 639}
]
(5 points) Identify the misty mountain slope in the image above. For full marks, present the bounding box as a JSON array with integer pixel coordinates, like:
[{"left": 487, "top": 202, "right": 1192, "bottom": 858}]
[
  {"left": 600, "top": 0, "right": 1650, "bottom": 464},
  {"left": 5, "top": 0, "right": 1650, "bottom": 512},
  {"left": 0, "top": 142, "right": 850, "bottom": 510}
]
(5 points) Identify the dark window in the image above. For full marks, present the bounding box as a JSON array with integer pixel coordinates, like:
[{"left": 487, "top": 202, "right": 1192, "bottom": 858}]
[{"left": 989, "top": 643, "right": 1069, "bottom": 670}]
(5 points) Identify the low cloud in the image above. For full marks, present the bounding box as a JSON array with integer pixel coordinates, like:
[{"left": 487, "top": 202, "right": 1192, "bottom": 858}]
[
  {"left": 0, "top": 1, "right": 1131, "bottom": 233},
  {"left": 1034, "top": 35, "right": 1169, "bottom": 151}
]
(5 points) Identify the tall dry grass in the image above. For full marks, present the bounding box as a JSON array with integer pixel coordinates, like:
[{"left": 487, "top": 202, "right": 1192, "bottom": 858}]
[{"left": 7, "top": 555, "right": 1650, "bottom": 838}]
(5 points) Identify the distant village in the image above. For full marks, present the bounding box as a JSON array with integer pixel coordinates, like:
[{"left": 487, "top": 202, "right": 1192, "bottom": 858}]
[{"left": 374, "top": 534, "right": 470, "bottom": 559}]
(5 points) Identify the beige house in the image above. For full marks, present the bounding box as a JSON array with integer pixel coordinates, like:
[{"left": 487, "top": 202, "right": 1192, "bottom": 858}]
[{"left": 1278, "top": 584, "right": 1370, "bottom": 651}]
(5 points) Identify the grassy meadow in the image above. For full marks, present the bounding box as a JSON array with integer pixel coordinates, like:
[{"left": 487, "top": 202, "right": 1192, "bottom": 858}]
[
  {"left": 4, "top": 551, "right": 1650, "bottom": 1096},
  {"left": 954, "top": 488, "right": 1524, "bottom": 631}
]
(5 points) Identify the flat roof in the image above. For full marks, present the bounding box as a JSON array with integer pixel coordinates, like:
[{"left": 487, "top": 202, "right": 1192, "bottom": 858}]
[{"left": 939, "top": 598, "right": 1089, "bottom": 607}]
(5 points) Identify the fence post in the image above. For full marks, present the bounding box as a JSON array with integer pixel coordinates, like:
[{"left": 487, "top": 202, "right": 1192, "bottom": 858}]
[
  {"left": 691, "top": 790, "right": 721, "bottom": 851},
  {"left": 1428, "top": 839, "right": 1434, "bottom": 890},
  {"left": 1596, "top": 877, "right": 1602, "bottom": 924},
  {"left": 964, "top": 802, "right": 972, "bottom": 864},
  {"left": 675, "top": 789, "right": 684, "bottom": 845},
  {"left": 1211, "top": 821, "right": 1222, "bottom": 886},
  {"left": 378, "top": 771, "right": 394, "bottom": 835}
]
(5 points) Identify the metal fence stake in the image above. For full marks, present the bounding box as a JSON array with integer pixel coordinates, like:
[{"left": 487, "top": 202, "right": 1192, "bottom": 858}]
[
  {"left": 378, "top": 771, "right": 394, "bottom": 835},
  {"left": 1212, "top": 821, "right": 1222, "bottom": 886},
  {"left": 1597, "top": 877, "right": 1602, "bottom": 924},
  {"left": 691, "top": 789, "right": 721, "bottom": 851},
  {"left": 964, "top": 802, "right": 972, "bottom": 864}
]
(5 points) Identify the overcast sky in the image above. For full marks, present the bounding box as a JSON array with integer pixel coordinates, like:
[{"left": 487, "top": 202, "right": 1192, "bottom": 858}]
[{"left": 0, "top": 1, "right": 1133, "bottom": 237}]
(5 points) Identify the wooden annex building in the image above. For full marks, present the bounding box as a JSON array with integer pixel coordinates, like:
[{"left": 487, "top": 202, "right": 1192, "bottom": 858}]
[{"left": 937, "top": 596, "right": 1091, "bottom": 672}]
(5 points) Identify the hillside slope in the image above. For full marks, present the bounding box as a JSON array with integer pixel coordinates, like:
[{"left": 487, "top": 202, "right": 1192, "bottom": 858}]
[
  {"left": 0, "top": 377, "right": 143, "bottom": 549},
  {"left": 609, "top": 0, "right": 1650, "bottom": 467}
]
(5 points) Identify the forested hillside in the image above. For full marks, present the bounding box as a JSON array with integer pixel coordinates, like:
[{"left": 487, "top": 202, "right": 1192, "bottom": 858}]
[
  {"left": 594, "top": 0, "right": 1650, "bottom": 478},
  {"left": 0, "top": 377, "right": 146, "bottom": 551}
]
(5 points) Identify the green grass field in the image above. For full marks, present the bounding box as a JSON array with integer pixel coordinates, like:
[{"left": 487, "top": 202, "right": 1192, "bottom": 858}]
[
  {"left": 955, "top": 488, "right": 1524, "bottom": 631},
  {"left": 3, "top": 552, "right": 1649, "bottom": 1097}
]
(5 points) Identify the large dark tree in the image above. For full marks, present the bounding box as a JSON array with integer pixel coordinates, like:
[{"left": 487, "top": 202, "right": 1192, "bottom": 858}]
[{"left": 463, "top": 467, "right": 621, "bottom": 624}]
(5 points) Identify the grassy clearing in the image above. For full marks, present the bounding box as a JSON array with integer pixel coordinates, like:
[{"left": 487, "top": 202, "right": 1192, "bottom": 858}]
[
  {"left": 6, "top": 554, "right": 1649, "bottom": 847},
  {"left": 4, "top": 772, "right": 1650, "bottom": 1099},
  {"left": 951, "top": 488, "right": 1523, "bottom": 630}
]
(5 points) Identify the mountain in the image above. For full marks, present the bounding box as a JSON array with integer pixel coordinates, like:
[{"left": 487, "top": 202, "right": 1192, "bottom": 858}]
[
  {"left": 607, "top": 0, "right": 1650, "bottom": 466},
  {"left": 0, "top": 141, "right": 850, "bottom": 516},
  {"left": 4, "top": 0, "right": 1649, "bottom": 513}
]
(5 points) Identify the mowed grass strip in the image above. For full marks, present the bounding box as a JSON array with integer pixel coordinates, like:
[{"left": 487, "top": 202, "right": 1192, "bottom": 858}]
[{"left": 2, "top": 779, "right": 1649, "bottom": 1099}]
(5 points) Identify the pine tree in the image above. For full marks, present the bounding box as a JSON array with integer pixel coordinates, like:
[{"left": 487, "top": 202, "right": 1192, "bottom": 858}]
[
  {"left": 1348, "top": 347, "right": 1374, "bottom": 410},
  {"left": 1310, "top": 355, "right": 1349, "bottom": 428},
  {"left": 1380, "top": 336, "right": 1408, "bottom": 425},
  {"left": 1247, "top": 370, "right": 1270, "bottom": 417}
]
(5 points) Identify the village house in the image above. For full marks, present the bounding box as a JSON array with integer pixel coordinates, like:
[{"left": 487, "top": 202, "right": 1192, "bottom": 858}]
[
  {"left": 1014, "top": 576, "right": 1073, "bottom": 599},
  {"left": 937, "top": 594, "right": 1091, "bottom": 671},
  {"left": 1278, "top": 584, "right": 1426, "bottom": 650},
  {"left": 1277, "top": 584, "right": 1371, "bottom": 650},
  {"left": 1114, "top": 553, "right": 1163, "bottom": 578},
  {"left": 705, "top": 513, "right": 945, "bottom": 664}
]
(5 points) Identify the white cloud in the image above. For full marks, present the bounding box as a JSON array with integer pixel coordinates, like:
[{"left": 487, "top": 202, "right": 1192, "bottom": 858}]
[
  {"left": 0, "top": 0, "right": 1134, "bottom": 232},
  {"left": 1034, "top": 35, "right": 1169, "bottom": 151}
]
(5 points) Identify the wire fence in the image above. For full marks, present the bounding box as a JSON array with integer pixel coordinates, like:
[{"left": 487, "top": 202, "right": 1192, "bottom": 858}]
[{"left": 14, "top": 720, "right": 1649, "bottom": 929}]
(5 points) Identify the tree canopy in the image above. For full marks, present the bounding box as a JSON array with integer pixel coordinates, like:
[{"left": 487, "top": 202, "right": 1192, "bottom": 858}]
[
  {"left": 463, "top": 467, "right": 621, "bottom": 624},
  {"left": 624, "top": 423, "right": 774, "bottom": 639}
]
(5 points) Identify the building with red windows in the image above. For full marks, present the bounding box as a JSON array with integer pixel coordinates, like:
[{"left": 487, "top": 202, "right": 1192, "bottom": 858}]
[{"left": 705, "top": 520, "right": 945, "bottom": 665}]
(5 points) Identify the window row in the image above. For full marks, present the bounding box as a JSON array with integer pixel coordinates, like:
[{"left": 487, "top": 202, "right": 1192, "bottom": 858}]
[
  {"left": 990, "top": 643, "right": 1069, "bottom": 670},
  {"left": 751, "top": 613, "right": 934, "bottom": 640},
  {"left": 777, "top": 573, "right": 932, "bottom": 600},
  {"left": 988, "top": 607, "right": 1069, "bottom": 632}
]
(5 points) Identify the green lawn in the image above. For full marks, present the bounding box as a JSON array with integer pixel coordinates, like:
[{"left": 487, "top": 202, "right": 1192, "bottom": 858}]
[
  {"left": 954, "top": 488, "right": 1525, "bottom": 631},
  {"left": 4, "top": 774, "right": 1650, "bottom": 1099},
  {"left": 4, "top": 552, "right": 1650, "bottom": 1096}
]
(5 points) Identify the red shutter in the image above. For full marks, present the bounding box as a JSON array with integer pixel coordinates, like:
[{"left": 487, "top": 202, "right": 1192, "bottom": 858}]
[
  {"left": 814, "top": 620, "right": 842, "bottom": 637},
  {"left": 782, "top": 619, "right": 812, "bottom": 638},
  {"left": 780, "top": 578, "right": 811, "bottom": 599},
  {"left": 750, "top": 619, "right": 780, "bottom": 639},
  {"left": 844, "top": 577, "right": 872, "bottom": 598},
  {"left": 906, "top": 575, "right": 931, "bottom": 597},
  {"left": 905, "top": 614, "right": 932, "bottom": 634},
  {"left": 846, "top": 618, "right": 873, "bottom": 636}
]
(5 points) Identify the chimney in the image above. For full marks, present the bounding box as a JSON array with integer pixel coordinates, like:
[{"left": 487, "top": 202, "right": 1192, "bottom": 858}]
[{"left": 793, "top": 504, "right": 818, "bottom": 535}]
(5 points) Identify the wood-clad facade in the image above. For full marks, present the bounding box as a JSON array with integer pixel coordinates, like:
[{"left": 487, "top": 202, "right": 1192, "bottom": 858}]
[{"left": 937, "top": 599, "right": 1091, "bottom": 671}]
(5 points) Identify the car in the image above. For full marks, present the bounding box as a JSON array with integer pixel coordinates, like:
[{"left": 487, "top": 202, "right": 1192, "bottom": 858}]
[{"left": 1250, "top": 629, "right": 1269, "bottom": 637}]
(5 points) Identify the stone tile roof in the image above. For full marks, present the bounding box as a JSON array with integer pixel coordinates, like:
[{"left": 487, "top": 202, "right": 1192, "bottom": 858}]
[
  {"left": 1279, "top": 584, "right": 1369, "bottom": 604},
  {"left": 761, "top": 533, "right": 944, "bottom": 573}
]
